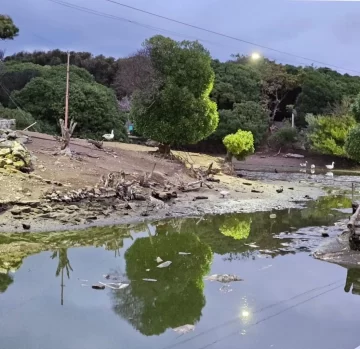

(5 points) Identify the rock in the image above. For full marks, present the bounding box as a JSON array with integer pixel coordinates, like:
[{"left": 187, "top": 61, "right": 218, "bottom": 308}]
[
  {"left": 10, "top": 206, "right": 31, "bottom": 215},
  {"left": 22, "top": 223, "right": 31, "bottom": 230},
  {"left": 0, "top": 148, "right": 11, "bottom": 156}
]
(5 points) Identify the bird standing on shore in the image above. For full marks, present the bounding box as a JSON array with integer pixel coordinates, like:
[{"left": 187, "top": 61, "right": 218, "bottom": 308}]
[
  {"left": 300, "top": 161, "right": 308, "bottom": 167},
  {"left": 220, "top": 190, "right": 230, "bottom": 198},
  {"left": 103, "top": 130, "right": 114, "bottom": 141},
  {"left": 326, "top": 161, "right": 335, "bottom": 170}
]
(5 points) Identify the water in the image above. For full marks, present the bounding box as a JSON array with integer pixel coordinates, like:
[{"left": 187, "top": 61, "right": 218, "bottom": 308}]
[{"left": 0, "top": 195, "right": 359, "bottom": 349}]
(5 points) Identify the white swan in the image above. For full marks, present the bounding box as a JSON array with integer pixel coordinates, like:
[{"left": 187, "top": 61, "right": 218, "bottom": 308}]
[
  {"left": 220, "top": 190, "right": 230, "bottom": 198},
  {"left": 102, "top": 130, "right": 114, "bottom": 141},
  {"left": 311, "top": 164, "right": 315, "bottom": 169},
  {"left": 300, "top": 161, "right": 308, "bottom": 167},
  {"left": 325, "top": 161, "right": 335, "bottom": 170}
]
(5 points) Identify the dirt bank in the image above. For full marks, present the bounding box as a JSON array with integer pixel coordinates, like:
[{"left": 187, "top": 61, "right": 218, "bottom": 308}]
[{"left": 0, "top": 131, "right": 327, "bottom": 233}]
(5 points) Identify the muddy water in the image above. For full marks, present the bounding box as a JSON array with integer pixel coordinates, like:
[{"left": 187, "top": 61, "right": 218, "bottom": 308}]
[{"left": 1, "top": 195, "right": 360, "bottom": 349}]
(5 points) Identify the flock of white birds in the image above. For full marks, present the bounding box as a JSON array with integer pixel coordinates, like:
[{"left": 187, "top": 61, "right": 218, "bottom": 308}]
[{"left": 299, "top": 160, "right": 335, "bottom": 176}]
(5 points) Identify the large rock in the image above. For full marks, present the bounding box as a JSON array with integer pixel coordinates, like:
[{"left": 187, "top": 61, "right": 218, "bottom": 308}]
[{"left": 0, "top": 130, "right": 33, "bottom": 172}]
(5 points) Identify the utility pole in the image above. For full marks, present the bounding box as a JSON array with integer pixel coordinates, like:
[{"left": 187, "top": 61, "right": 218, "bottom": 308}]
[{"left": 64, "top": 51, "right": 70, "bottom": 130}]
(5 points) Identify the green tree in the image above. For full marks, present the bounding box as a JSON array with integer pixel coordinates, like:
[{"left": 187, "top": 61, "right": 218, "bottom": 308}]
[
  {"left": 223, "top": 129, "right": 254, "bottom": 162},
  {"left": 111, "top": 232, "right": 212, "bottom": 336},
  {"left": 131, "top": 35, "right": 219, "bottom": 153},
  {"left": 210, "top": 60, "right": 261, "bottom": 110},
  {"left": 212, "top": 102, "right": 268, "bottom": 145},
  {"left": 268, "top": 124, "right": 299, "bottom": 149},
  {"left": 306, "top": 113, "right": 355, "bottom": 156},
  {"left": 0, "top": 62, "right": 45, "bottom": 106},
  {"left": 0, "top": 15, "right": 19, "bottom": 40},
  {"left": 11, "top": 65, "right": 127, "bottom": 140},
  {"left": 296, "top": 69, "right": 344, "bottom": 124},
  {"left": 345, "top": 125, "right": 360, "bottom": 162},
  {"left": 219, "top": 217, "right": 252, "bottom": 240}
]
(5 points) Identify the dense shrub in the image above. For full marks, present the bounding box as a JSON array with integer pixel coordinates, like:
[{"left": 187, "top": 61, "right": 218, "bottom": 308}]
[
  {"left": 0, "top": 104, "right": 37, "bottom": 130},
  {"left": 268, "top": 125, "right": 298, "bottom": 149},
  {"left": 345, "top": 125, "right": 360, "bottom": 162},
  {"left": 305, "top": 113, "right": 355, "bottom": 156},
  {"left": 211, "top": 101, "right": 268, "bottom": 146},
  {"left": 223, "top": 129, "right": 254, "bottom": 161}
]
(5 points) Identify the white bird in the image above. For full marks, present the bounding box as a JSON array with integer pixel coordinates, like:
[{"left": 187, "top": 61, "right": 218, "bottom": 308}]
[
  {"left": 102, "top": 130, "right": 114, "bottom": 141},
  {"left": 325, "top": 161, "right": 335, "bottom": 170},
  {"left": 300, "top": 161, "right": 308, "bottom": 167},
  {"left": 220, "top": 190, "right": 230, "bottom": 198},
  {"left": 311, "top": 164, "right": 315, "bottom": 169}
]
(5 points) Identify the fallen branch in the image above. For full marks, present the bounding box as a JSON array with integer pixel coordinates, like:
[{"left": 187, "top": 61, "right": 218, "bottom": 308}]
[
  {"left": 23, "top": 121, "right": 37, "bottom": 131},
  {"left": 273, "top": 148, "right": 282, "bottom": 157},
  {"left": 88, "top": 139, "right": 104, "bottom": 149}
]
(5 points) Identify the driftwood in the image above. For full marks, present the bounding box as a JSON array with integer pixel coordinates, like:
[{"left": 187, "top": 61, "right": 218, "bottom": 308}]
[
  {"left": 88, "top": 139, "right": 104, "bottom": 149},
  {"left": 193, "top": 196, "right": 208, "bottom": 201},
  {"left": 348, "top": 203, "right": 360, "bottom": 229},
  {"left": 139, "top": 163, "right": 157, "bottom": 188},
  {"left": 152, "top": 190, "right": 177, "bottom": 201}
]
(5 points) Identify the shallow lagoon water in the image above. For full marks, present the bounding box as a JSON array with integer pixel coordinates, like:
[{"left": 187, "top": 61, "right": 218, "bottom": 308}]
[{"left": 1, "top": 195, "right": 360, "bottom": 349}]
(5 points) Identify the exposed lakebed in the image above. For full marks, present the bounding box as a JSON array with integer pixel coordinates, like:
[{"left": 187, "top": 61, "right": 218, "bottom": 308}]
[{"left": 1, "top": 195, "right": 360, "bottom": 349}]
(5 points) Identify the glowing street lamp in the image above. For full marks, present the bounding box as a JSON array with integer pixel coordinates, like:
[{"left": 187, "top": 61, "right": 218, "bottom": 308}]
[{"left": 251, "top": 52, "right": 261, "bottom": 60}]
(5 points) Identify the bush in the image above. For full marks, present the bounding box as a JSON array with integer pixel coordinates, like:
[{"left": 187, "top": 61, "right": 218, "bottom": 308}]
[
  {"left": 305, "top": 113, "right": 355, "bottom": 156},
  {"left": 268, "top": 125, "right": 298, "bottom": 149},
  {"left": 345, "top": 125, "right": 360, "bottom": 162},
  {"left": 0, "top": 104, "right": 38, "bottom": 130},
  {"left": 223, "top": 129, "right": 254, "bottom": 161},
  {"left": 210, "top": 102, "right": 268, "bottom": 146}
]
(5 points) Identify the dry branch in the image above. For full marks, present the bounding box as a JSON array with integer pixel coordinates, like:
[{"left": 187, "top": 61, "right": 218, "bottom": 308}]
[{"left": 88, "top": 139, "right": 104, "bottom": 149}]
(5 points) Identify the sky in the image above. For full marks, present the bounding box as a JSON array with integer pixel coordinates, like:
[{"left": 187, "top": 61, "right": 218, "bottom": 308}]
[{"left": 2, "top": 0, "right": 360, "bottom": 74}]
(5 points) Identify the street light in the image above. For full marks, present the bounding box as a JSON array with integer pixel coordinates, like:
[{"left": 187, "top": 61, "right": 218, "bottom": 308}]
[{"left": 251, "top": 52, "right": 261, "bottom": 60}]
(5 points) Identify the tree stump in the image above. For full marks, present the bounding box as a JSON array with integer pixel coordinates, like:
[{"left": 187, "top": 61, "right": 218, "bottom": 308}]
[{"left": 59, "top": 118, "right": 77, "bottom": 156}]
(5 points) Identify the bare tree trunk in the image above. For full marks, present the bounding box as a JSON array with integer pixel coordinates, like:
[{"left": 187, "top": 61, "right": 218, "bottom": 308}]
[
  {"left": 158, "top": 143, "right": 171, "bottom": 155},
  {"left": 59, "top": 118, "right": 77, "bottom": 156},
  {"left": 225, "top": 151, "right": 233, "bottom": 163}
]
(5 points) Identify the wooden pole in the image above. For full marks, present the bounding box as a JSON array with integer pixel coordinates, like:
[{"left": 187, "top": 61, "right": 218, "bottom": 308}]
[{"left": 64, "top": 51, "right": 70, "bottom": 130}]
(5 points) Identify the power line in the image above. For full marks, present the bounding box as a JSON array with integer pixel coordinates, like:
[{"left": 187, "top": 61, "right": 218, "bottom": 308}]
[
  {"left": 161, "top": 279, "right": 343, "bottom": 349},
  {"left": 104, "top": 0, "right": 360, "bottom": 75},
  {"left": 44, "top": 0, "right": 312, "bottom": 68},
  {"left": 46, "top": 0, "right": 219, "bottom": 47}
]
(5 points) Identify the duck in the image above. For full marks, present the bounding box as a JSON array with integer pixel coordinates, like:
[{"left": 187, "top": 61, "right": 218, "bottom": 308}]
[
  {"left": 325, "top": 161, "right": 335, "bottom": 170},
  {"left": 300, "top": 161, "right": 308, "bottom": 167},
  {"left": 102, "top": 130, "right": 114, "bottom": 141},
  {"left": 311, "top": 164, "right": 315, "bottom": 169}
]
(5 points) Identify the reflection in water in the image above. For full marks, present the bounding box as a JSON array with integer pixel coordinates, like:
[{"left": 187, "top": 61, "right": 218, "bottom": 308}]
[
  {"left": 0, "top": 273, "right": 13, "bottom": 293},
  {"left": 51, "top": 249, "right": 73, "bottom": 305},
  {"left": 344, "top": 268, "right": 360, "bottom": 295},
  {"left": 111, "top": 232, "right": 212, "bottom": 336},
  {"left": 219, "top": 217, "right": 251, "bottom": 240}
]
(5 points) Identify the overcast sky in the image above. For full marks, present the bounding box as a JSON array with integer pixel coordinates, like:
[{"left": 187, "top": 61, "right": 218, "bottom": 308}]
[{"left": 2, "top": 0, "right": 360, "bottom": 74}]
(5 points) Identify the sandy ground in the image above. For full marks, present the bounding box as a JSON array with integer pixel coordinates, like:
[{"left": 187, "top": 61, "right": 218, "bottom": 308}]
[{"left": 0, "top": 131, "right": 329, "bottom": 233}]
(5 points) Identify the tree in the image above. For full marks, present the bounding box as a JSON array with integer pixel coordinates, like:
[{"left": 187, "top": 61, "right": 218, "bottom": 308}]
[
  {"left": 0, "top": 15, "right": 19, "bottom": 40},
  {"left": 306, "top": 113, "right": 355, "bottom": 156},
  {"left": 112, "top": 48, "right": 159, "bottom": 99},
  {"left": 258, "top": 60, "right": 299, "bottom": 124},
  {"left": 211, "top": 102, "right": 268, "bottom": 145},
  {"left": 111, "top": 232, "right": 212, "bottom": 336},
  {"left": 11, "top": 64, "right": 127, "bottom": 140},
  {"left": 345, "top": 125, "right": 360, "bottom": 162},
  {"left": 210, "top": 60, "right": 261, "bottom": 110},
  {"left": 223, "top": 129, "right": 254, "bottom": 162},
  {"left": 130, "top": 35, "right": 219, "bottom": 154},
  {"left": 5, "top": 49, "right": 118, "bottom": 86},
  {"left": 296, "top": 69, "right": 344, "bottom": 124}
]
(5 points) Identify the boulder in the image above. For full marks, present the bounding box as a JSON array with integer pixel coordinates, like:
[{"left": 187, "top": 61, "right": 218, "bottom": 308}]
[{"left": 0, "top": 131, "right": 33, "bottom": 172}]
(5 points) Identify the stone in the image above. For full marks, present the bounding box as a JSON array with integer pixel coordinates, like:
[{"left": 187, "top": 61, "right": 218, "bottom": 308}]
[
  {"left": 0, "top": 148, "right": 11, "bottom": 156},
  {"left": 22, "top": 223, "right": 31, "bottom": 230},
  {"left": 12, "top": 141, "right": 32, "bottom": 167},
  {"left": 10, "top": 206, "right": 31, "bottom": 215},
  {"left": 13, "top": 160, "right": 25, "bottom": 169}
]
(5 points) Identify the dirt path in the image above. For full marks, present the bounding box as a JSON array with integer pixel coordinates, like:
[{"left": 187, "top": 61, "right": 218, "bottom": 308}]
[{"left": 0, "top": 131, "right": 326, "bottom": 233}]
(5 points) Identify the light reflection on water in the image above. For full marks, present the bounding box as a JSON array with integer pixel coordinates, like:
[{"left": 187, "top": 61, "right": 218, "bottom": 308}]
[{"left": 0, "top": 195, "right": 359, "bottom": 349}]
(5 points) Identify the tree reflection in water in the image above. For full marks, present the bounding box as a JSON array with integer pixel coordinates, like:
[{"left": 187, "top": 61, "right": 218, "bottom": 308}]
[
  {"left": 344, "top": 268, "right": 360, "bottom": 295},
  {"left": 111, "top": 232, "right": 212, "bottom": 336}
]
